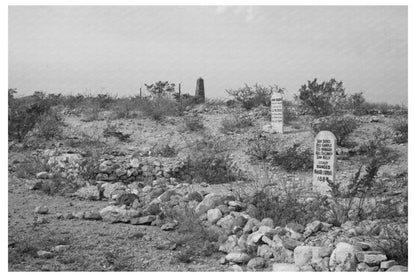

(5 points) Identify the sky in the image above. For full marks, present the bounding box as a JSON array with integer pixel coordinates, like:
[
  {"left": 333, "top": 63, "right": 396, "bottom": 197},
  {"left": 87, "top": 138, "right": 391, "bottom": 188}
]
[{"left": 8, "top": 6, "right": 408, "bottom": 104}]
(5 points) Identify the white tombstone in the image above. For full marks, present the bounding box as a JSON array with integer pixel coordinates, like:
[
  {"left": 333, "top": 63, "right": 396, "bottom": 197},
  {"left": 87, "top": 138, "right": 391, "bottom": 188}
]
[
  {"left": 271, "top": 91, "right": 284, "bottom": 133},
  {"left": 313, "top": 131, "right": 336, "bottom": 194}
]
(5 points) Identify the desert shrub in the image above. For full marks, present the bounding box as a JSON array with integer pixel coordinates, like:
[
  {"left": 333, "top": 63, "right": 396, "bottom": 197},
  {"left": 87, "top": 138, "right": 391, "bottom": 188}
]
[
  {"left": 183, "top": 115, "right": 204, "bottom": 132},
  {"left": 326, "top": 161, "right": 380, "bottom": 225},
  {"left": 8, "top": 90, "right": 54, "bottom": 142},
  {"left": 226, "top": 84, "right": 283, "bottom": 110},
  {"left": 296, "top": 78, "right": 347, "bottom": 117},
  {"left": 62, "top": 94, "right": 85, "bottom": 110},
  {"left": 376, "top": 222, "right": 408, "bottom": 266},
  {"left": 326, "top": 130, "right": 401, "bottom": 224},
  {"left": 248, "top": 186, "right": 329, "bottom": 227},
  {"left": 145, "top": 81, "right": 175, "bottom": 97},
  {"left": 109, "top": 98, "right": 138, "bottom": 119},
  {"left": 220, "top": 113, "right": 253, "bottom": 134},
  {"left": 346, "top": 92, "right": 367, "bottom": 115},
  {"left": 392, "top": 117, "right": 408, "bottom": 144},
  {"left": 361, "top": 101, "right": 407, "bottom": 115},
  {"left": 246, "top": 134, "right": 278, "bottom": 163},
  {"left": 162, "top": 203, "right": 223, "bottom": 263},
  {"left": 138, "top": 96, "right": 179, "bottom": 121},
  {"left": 33, "top": 110, "right": 64, "bottom": 140},
  {"left": 81, "top": 100, "right": 101, "bottom": 122},
  {"left": 183, "top": 136, "right": 241, "bottom": 184},
  {"left": 271, "top": 143, "right": 313, "bottom": 172},
  {"left": 96, "top": 93, "right": 115, "bottom": 109},
  {"left": 311, "top": 115, "right": 359, "bottom": 147},
  {"left": 357, "top": 128, "right": 398, "bottom": 165},
  {"left": 78, "top": 146, "right": 109, "bottom": 182}
]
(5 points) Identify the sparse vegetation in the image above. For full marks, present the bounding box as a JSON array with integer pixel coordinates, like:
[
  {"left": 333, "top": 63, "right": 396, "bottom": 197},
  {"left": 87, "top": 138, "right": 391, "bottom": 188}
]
[
  {"left": 8, "top": 81, "right": 408, "bottom": 271},
  {"left": 138, "top": 96, "right": 180, "bottom": 121},
  {"left": 246, "top": 134, "right": 277, "bottom": 163},
  {"left": 183, "top": 136, "right": 241, "bottom": 184},
  {"left": 271, "top": 143, "right": 313, "bottom": 172},
  {"left": 182, "top": 115, "right": 205, "bottom": 132},
  {"left": 392, "top": 117, "right": 408, "bottom": 144},
  {"left": 311, "top": 115, "right": 359, "bottom": 147},
  {"left": 226, "top": 84, "right": 283, "bottom": 110},
  {"left": 247, "top": 185, "right": 329, "bottom": 227},
  {"left": 220, "top": 113, "right": 253, "bottom": 134},
  {"left": 296, "top": 78, "right": 347, "bottom": 117},
  {"left": 8, "top": 89, "right": 56, "bottom": 142}
]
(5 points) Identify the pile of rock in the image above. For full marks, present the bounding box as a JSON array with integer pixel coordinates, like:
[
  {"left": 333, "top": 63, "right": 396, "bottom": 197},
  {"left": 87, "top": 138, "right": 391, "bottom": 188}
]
[
  {"left": 95, "top": 157, "right": 185, "bottom": 183},
  {"left": 31, "top": 149, "right": 189, "bottom": 189},
  {"left": 58, "top": 185, "right": 408, "bottom": 272}
]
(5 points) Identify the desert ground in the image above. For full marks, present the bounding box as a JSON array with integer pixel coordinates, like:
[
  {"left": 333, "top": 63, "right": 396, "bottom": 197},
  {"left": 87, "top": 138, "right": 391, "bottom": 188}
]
[{"left": 8, "top": 90, "right": 408, "bottom": 272}]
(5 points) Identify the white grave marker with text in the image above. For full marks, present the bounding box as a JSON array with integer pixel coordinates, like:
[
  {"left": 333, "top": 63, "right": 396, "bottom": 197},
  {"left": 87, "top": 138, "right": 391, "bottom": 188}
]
[
  {"left": 313, "top": 131, "right": 336, "bottom": 194},
  {"left": 271, "top": 91, "right": 284, "bottom": 133}
]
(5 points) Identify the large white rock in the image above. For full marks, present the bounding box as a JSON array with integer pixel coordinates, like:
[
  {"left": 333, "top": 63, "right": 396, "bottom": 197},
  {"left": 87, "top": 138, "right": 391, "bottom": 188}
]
[
  {"left": 101, "top": 182, "right": 127, "bottom": 199},
  {"left": 329, "top": 242, "right": 357, "bottom": 271},
  {"left": 207, "top": 208, "right": 223, "bottom": 224},
  {"left": 247, "top": 257, "right": 265, "bottom": 269},
  {"left": 195, "top": 193, "right": 224, "bottom": 215},
  {"left": 99, "top": 205, "right": 130, "bottom": 223},
  {"left": 219, "top": 235, "right": 238, "bottom": 253},
  {"left": 294, "top": 246, "right": 331, "bottom": 271},
  {"left": 225, "top": 252, "right": 250, "bottom": 263},
  {"left": 243, "top": 218, "right": 260, "bottom": 233},
  {"left": 74, "top": 186, "right": 100, "bottom": 200}
]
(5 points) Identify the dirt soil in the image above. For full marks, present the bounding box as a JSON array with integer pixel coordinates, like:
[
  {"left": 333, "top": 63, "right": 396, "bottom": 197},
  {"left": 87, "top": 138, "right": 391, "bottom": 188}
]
[{"left": 8, "top": 109, "right": 407, "bottom": 271}]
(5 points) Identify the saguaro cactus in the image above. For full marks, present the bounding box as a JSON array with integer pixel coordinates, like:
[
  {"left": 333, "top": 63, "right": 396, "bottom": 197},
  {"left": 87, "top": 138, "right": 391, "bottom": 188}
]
[{"left": 195, "top": 77, "right": 205, "bottom": 103}]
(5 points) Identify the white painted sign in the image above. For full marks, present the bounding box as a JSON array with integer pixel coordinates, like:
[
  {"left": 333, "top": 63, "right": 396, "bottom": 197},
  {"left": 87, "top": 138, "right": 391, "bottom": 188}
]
[
  {"left": 313, "top": 131, "right": 336, "bottom": 194},
  {"left": 271, "top": 91, "right": 284, "bottom": 133}
]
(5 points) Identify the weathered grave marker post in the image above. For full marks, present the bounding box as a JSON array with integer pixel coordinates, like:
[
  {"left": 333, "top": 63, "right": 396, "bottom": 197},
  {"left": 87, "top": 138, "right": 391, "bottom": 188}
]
[
  {"left": 271, "top": 90, "right": 284, "bottom": 133},
  {"left": 195, "top": 77, "right": 205, "bottom": 103},
  {"left": 313, "top": 131, "right": 337, "bottom": 194}
]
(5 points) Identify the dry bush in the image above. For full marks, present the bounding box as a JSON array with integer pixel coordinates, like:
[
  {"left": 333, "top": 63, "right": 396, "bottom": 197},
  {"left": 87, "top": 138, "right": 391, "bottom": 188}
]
[
  {"left": 246, "top": 134, "right": 278, "bottom": 163},
  {"left": 81, "top": 100, "right": 101, "bottom": 122},
  {"left": 182, "top": 115, "right": 204, "bottom": 132},
  {"left": 220, "top": 113, "right": 253, "bottom": 134},
  {"left": 109, "top": 98, "right": 138, "bottom": 119},
  {"left": 247, "top": 184, "right": 329, "bottom": 227},
  {"left": 311, "top": 115, "right": 359, "bottom": 147},
  {"left": 271, "top": 143, "right": 313, "bottom": 172},
  {"left": 33, "top": 111, "right": 64, "bottom": 140},
  {"left": 8, "top": 90, "right": 56, "bottom": 142},
  {"left": 164, "top": 203, "right": 223, "bottom": 263},
  {"left": 376, "top": 221, "right": 408, "bottom": 266},
  {"left": 392, "top": 117, "right": 408, "bottom": 144},
  {"left": 226, "top": 84, "right": 280, "bottom": 110},
  {"left": 183, "top": 136, "right": 242, "bottom": 184},
  {"left": 138, "top": 96, "right": 180, "bottom": 121}
]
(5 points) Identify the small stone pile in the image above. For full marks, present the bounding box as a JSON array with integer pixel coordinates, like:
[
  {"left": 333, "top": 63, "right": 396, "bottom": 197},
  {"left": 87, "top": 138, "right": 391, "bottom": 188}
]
[
  {"left": 31, "top": 149, "right": 189, "bottom": 189},
  {"left": 95, "top": 157, "right": 186, "bottom": 184}
]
